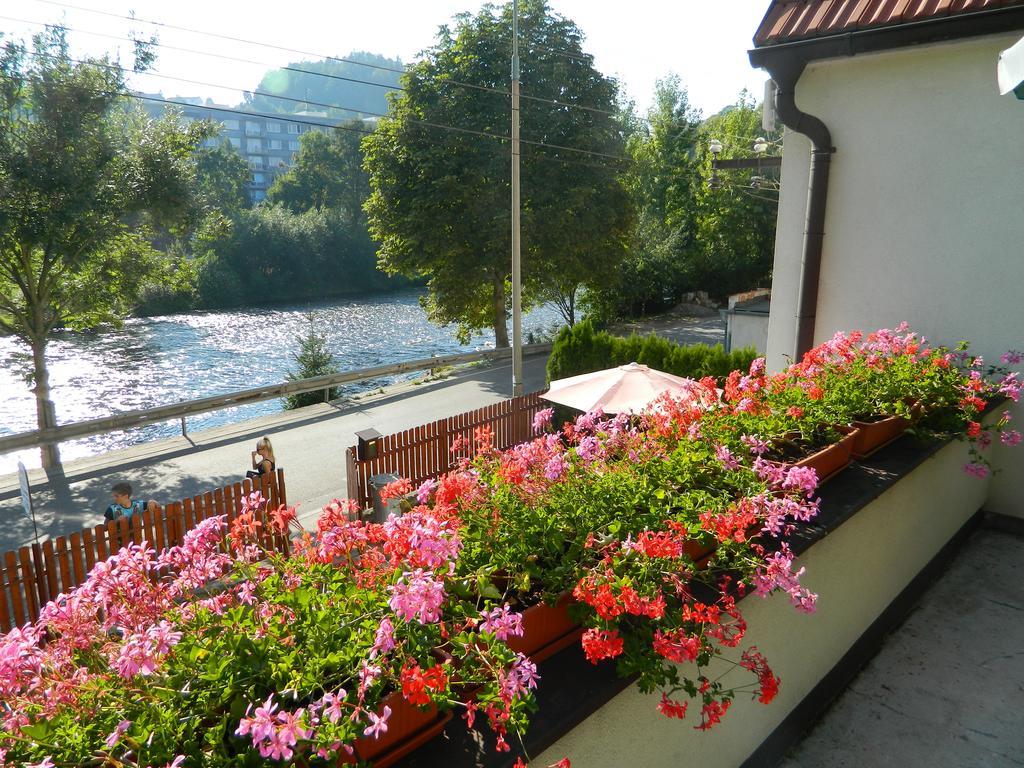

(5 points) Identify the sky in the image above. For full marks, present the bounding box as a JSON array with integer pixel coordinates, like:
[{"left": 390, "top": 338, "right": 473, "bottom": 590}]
[{"left": 2, "top": 0, "right": 772, "bottom": 119}]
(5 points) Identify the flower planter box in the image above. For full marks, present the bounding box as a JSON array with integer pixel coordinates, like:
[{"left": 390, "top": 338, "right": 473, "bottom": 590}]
[
  {"left": 340, "top": 692, "right": 452, "bottom": 768},
  {"left": 850, "top": 415, "right": 910, "bottom": 459},
  {"left": 684, "top": 538, "right": 717, "bottom": 568},
  {"left": 792, "top": 426, "right": 859, "bottom": 484},
  {"left": 507, "top": 592, "right": 583, "bottom": 663}
]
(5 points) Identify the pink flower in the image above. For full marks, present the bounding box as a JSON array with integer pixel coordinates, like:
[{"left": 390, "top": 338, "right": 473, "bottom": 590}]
[
  {"left": 363, "top": 704, "right": 392, "bottom": 739},
  {"left": 148, "top": 620, "right": 182, "bottom": 655},
  {"left": 782, "top": 466, "right": 818, "bottom": 497},
  {"left": 754, "top": 548, "right": 818, "bottom": 613},
  {"left": 999, "top": 372, "right": 1021, "bottom": 402},
  {"left": 389, "top": 569, "right": 446, "bottom": 624},
  {"left": 114, "top": 634, "right": 158, "bottom": 679},
  {"left": 318, "top": 690, "right": 348, "bottom": 724},
  {"left": 104, "top": 719, "right": 132, "bottom": 748},
  {"left": 753, "top": 457, "right": 786, "bottom": 485},
  {"left": 498, "top": 653, "right": 540, "bottom": 699},
  {"left": 1001, "top": 350, "right": 1023, "bottom": 365},
  {"left": 236, "top": 694, "right": 279, "bottom": 742},
  {"left": 25, "top": 759, "right": 55, "bottom": 768},
  {"left": 576, "top": 436, "right": 601, "bottom": 462},
  {"left": 963, "top": 462, "right": 989, "bottom": 479},
  {"left": 358, "top": 662, "right": 381, "bottom": 697},
  {"left": 1001, "top": 429, "right": 1022, "bottom": 447},
  {"left": 369, "top": 617, "right": 396, "bottom": 659},
  {"left": 415, "top": 479, "right": 438, "bottom": 505},
  {"left": 741, "top": 434, "right": 770, "bottom": 455},
  {"left": 715, "top": 444, "right": 741, "bottom": 470},
  {"left": 532, "top": 407, "right": 554, "bottom": 433},
  {"left": 480, "top": 604, "right": 525, "bottom": 641},
  {"left": 544, "top": 452, "right": 569, "bottom": 482}
]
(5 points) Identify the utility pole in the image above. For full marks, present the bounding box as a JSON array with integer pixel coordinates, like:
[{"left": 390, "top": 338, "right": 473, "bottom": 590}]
[{"left": 510, "top": 0, "right": 524, "bottom": 397}]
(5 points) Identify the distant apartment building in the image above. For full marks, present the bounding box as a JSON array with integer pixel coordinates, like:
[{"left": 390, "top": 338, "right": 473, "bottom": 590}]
[{"left": 137, "top": 94, "right": 342, "bottom": 203}]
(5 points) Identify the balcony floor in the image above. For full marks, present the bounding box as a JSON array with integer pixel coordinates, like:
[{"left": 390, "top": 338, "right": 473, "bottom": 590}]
[{"left": 781, "top": 526, "right": 1024, "bottom": 768}]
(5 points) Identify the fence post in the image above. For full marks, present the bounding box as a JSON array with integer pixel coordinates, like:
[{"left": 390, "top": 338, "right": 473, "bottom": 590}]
[{"left": 181, "top": 417, "right": 187, "bottom": 438}]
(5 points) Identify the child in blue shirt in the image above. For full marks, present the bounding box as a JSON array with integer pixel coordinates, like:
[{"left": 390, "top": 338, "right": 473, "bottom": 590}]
[{"left": 104, "top": 482, "right": 157, "bottom": 522}]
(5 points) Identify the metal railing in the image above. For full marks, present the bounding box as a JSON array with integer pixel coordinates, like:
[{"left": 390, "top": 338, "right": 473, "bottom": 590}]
[{"left": 0, "top": 343, "right": 553, "bottom": 455}]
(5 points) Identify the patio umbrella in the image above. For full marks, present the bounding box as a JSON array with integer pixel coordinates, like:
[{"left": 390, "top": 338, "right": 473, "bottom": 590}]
[
  {"left": 998, "top": 36, "right": 1024, "bottom": 100},
  {"left": 541, "top": 362, "right": 712, "bottom": 415}
]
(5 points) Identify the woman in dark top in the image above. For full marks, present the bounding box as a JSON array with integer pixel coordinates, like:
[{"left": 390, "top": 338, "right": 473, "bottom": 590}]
[{"left": 246, "top": 436, "right": 276, "bottom": 481}]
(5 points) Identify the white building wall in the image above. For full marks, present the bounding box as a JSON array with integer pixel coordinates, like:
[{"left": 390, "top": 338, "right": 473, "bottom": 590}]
[
  {"left": 765, "top": 32, "right": 1024, "bottom": 518},
  {"left": 727, "top": 313, "right": 770, "bottom": 354}
]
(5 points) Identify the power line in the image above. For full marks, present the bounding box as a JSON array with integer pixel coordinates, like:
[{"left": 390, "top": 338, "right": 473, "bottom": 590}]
[
  {"left": 8, "top": 11, "right": 656, "bottom": 139},
  {"left": 10, "top": 7, "right": 774, "bottom": 152},
  {"left": 19, "top": 35, "right": 632, "bottom": 164},
  {"left": 0, "top": 13, "right": 410, "bottom": 94},
  {"left": 34, "top": 0, "right": 514, "bottom": 99},
  {"left": 24, "top": 1, "right": 766, "bottom": 141},
  {"left": 133, "top": 96, "right": 631, "bottom": 171}
]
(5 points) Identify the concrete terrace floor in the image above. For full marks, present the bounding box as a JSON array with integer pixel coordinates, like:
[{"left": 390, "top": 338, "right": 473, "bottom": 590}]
[{"left": 781, "top": 527, "right": 1024, "bottom": 768}]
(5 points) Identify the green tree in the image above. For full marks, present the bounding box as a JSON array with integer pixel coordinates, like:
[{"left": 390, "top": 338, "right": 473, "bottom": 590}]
[
  {"left": 364, "top": 0, "right": 631, "bottom": 345},
  {"left": 284, "top": 314, "right": 341, "bottom": 409},
  {"left": 0, "top": 29, "right": 210, "bottom": 465},
  {"left": 267, "top": 123, "right": 369, "bottom": 227},
  {"left": 690, "top": 92, "right": 781, "bottom": 297},
  {"left": 194, "top": 140, "right": 252, "bottom": 214},
  {"left": 587, "top": 75, "right": 703, "bottom": 321},
  {"left": 197, "top": 204, "right": 389, "bottom": 308}
]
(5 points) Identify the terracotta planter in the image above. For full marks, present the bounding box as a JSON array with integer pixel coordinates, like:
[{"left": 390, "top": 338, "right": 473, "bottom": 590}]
[
  {"left": 339, "top": 692, "right": 452, "bottom": 768},
  {"left": 850, "top": 415, "right": 910, "bottom": 459},
  {"left": 792, "top": 426, "right": 858, "bottom": 484},
  {"left": 684, "top": 537, "right": 716, "bottom": 568},
  {"left": 507, "top": 592, "right": 583, "bottom": 663}
]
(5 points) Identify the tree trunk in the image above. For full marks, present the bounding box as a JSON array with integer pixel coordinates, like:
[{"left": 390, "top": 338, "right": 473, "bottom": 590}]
[
  {"left": 492, "top": 277, "right": 509, "bottom": 349},
  {"left": 31, "top": 337, "right": 61, "bottom": 468}
]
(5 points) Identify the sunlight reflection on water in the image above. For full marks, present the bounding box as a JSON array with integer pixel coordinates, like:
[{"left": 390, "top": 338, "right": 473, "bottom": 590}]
[{"left": 0, "top": 290, "right": 563, "bottom": 472}]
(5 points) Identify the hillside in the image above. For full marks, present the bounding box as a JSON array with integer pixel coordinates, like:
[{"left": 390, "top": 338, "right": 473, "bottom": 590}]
[{"left": 242, "top": 51, "right": 403, "bottom": 118}]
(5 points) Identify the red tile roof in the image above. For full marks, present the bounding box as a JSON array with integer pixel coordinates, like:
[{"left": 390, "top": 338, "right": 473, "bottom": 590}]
[{"left": 753, "top": 0, "right": 1024, "bottom": 45}]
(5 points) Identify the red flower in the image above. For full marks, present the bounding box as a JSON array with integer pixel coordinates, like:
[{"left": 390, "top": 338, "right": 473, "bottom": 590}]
[
  {"left": 741, "top": 647, "right": 780, "bottom": 704},
  {"left": 379, "top": 477, "right": 413, "bottom": 502},
  {"left": 652, "top": 629, "right": 701, "bottom": 663},
  {"left": 966, "top": 421, "right": 982, "bottom": 438},
  {"left": 657, "top": 693, "right": 688, "bottom": 719},
  {"left": 269, "top": 504, "right": 296, "bottom": 534},
  {"left": 681, "top": 602, "right": 721, "bottom": 625},
  {"left": 581, "top": 628, "right": 625, "bottom": 664},
  {"left": 401, "top": 663, "right": 448, "bottom": 706},
  {"left": 807, "top": 385, "right": 824, "bottom": 401},
  {"left": 786, "top": 406, "right": 804, "bottom": 418},
  {"left": 695, "top": 698, "right": 732, "bottom": 730},
  {"left": 633, "top": 530, "right": 684, "bottom": 559}
]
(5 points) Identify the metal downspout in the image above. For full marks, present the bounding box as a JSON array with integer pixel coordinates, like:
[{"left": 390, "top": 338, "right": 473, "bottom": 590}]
[{"left": 765, "top": 60, "right": 835, "bottom": 361}]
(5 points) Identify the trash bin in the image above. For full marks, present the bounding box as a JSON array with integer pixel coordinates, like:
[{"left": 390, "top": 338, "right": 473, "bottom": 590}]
[{"left": 369, "top": 472, "right": 406, "bottom": 523}]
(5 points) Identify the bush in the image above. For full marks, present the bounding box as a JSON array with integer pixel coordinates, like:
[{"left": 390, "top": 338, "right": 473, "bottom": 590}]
[
  {"left": 285, "top": 314, "right": 341, "bottom": 409},
  {"left": 546, "top": 320, "right": 757, "bottom": 383}
]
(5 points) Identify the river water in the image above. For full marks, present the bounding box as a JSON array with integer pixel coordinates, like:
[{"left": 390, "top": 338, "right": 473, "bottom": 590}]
[{"left": 0, "top": 290, "right": 563, "bottom": 474}]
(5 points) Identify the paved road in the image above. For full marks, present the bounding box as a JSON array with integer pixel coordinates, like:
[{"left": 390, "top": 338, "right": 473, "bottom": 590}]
[{"left": 0, "top": 317, "right": 725, "bottom": 552}]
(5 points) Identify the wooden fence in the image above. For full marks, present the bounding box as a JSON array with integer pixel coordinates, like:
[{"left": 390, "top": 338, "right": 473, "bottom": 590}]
[
  {"left": 345, "top": 391, "right": 547, "bottom": 510},
  {"left": 0, "top": 469, "right": 287, "bottom": 633}
]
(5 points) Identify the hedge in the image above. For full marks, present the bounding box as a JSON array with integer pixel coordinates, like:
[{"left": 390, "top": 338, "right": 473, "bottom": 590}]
[{"left": 546, "top": 320, "right": 758, "bottom": 384}]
